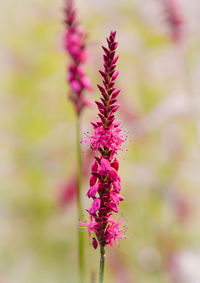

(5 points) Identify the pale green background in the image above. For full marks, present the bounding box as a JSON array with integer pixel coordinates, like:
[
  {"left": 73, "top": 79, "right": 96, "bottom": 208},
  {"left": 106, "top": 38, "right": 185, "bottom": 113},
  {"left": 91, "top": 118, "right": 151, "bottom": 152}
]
[{"left": 1, "top": 0, "right": 200, "bottom": 282}]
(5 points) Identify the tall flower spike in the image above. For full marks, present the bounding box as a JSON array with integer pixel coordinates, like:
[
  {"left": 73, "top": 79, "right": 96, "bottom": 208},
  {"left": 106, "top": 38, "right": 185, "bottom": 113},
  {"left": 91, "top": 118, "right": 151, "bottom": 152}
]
[
  {"left": 64, "top": 0, "right": 92, "bottom": 115},
  {"left": 80, "top": 31, "right": 126, "bottom": 254}
]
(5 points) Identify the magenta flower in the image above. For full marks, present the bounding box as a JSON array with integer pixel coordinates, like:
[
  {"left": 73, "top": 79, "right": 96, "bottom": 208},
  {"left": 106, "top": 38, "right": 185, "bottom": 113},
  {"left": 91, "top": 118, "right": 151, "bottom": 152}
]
[
  {"left": 80, "top": 31, "right": 126, "bottom": 250},
  {"left": 64, "top": 0, "right": 92, "bottom": 115},
  {"left": 80, "top": 216, "right": 100, "bottom": 238}
]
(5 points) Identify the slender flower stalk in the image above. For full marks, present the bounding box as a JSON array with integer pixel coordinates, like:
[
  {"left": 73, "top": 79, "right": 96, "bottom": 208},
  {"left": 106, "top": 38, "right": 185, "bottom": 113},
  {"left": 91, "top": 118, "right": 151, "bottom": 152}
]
[
  {"left": 64, "top": 1, "right": 92, "bottom": 282},
  {"left": 80, "top": 31, "right": 126, "bottom": 283}
]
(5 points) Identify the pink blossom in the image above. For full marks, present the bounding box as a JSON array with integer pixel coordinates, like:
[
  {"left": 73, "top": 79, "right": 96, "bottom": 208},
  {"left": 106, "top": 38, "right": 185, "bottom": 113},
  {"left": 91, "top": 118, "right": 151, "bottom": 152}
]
[
  {"left": 106, "top": 218, "right": 126, "bottom": 248},
  {"left": 57, "top": 178, "right": 77, "bottom": 207},
  {"left": 111, "top": 158, "right": 119, "bottom": 171},
  {"left": 91, "top": 160, "right": 98, "bottom": 172},
  {"left": 80, "top": 216, "right": 99, "bottom": 238},
  {"left": 88, "top": 198, "right": 101, "bottom": 215},
  {"left": 90, "top": 175, "right": 97, "bottom": 186},
  {"left": 64, "top": 0, "right": 92, "bottom": 115},
  {"left": 113, "top": 178, "right": 121, "bottom": 193},
  {"left": 110, "top": 192, "right": 124, "bottom": 205},
  {"left": 80, "top": 31, "right": 126, "bottom": 249},
  {"left": 98, "top": 157, "right": 119, "bottom": 182},
  {"left": 87, "top": 183, "right": 99, "bottom": 198},
  {"left": 107, "top": 202, "right": 119, "bottom": 213},
  {"left": 84, "top": 122, "right": 125, "bottom": 153}
]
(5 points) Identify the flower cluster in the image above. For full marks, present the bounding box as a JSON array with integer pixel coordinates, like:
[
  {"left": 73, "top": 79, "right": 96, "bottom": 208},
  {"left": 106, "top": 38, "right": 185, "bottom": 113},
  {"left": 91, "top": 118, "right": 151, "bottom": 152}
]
[
  {"left": 80, "top": 31, "right": 126, "bottom": 249},
  {"left": 163, "top": 0, "right": 185, "bottom": 43},
  {"left": 64, "top": 0, "right": 92, "bottom": 115}
]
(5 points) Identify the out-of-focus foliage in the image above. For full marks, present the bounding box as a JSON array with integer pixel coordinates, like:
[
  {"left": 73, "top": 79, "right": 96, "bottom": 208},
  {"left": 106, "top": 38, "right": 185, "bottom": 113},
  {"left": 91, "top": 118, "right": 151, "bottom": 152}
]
[{"left": 1, "top": 0, "right": 200, "bottom": 282}]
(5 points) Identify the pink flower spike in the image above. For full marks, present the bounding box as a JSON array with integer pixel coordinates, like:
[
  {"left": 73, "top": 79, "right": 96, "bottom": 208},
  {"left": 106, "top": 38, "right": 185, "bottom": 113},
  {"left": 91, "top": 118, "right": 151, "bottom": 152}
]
[
  {"left": 64, "top": 0, "right": 92, "bottom": 115},
  {"left": 80, "top": 31, "right": 126, "bottom": 250}
]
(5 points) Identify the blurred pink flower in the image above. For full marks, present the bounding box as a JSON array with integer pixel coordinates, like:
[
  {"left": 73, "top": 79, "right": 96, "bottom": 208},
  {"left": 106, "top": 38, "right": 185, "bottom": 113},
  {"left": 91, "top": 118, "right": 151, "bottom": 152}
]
[
  {"left": 57, "top": 149, "right": 94, "bottom": 208},
  {"left": 163, "top": 0, "right": 185, "bottom": 43},
  {"left": 64, "top": 0, "right": 92, "bottom": 115},
  {"left": 57, "top": 178, "right": 77, "bottom": 208}
]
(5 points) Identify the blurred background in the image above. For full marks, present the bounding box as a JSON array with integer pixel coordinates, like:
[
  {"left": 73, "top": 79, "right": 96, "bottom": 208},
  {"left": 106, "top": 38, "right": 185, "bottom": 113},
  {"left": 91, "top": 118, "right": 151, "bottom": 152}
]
[{"left": 1, "top": 0, "right": 200, "bottom": 282}]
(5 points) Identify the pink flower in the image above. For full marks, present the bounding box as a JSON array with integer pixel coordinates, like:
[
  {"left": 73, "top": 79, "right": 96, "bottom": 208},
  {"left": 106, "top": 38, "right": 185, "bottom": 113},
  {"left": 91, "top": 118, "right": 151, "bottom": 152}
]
[
  {"left": 105, "top": 218, "right": 126, "bottom": 248},
  {"left": 80, "top": 31, "right": 126, "bottom": 249},
  {"left": 85, "top": 122, "right": 125, "bottom": 153},
  {"left": 91, "top": 160, "right": 98, "bottom": 172},
  {"left": 87, "top": 198, "right": 101, "bottom": 215},
  {"left": 90, "top": 175, "right": 97, "bottom": 186},
  {"left": 64, "top": 0, "right": 92, "bottom": 115},
  {"left": 111, "top": 158, "right": 119, "bottom": 171},
  {"left": 98, "top": 158, "right": 119, "bottom": 182},
  {"left": 80, "top": 216, "right": 99, "bottom": 238},
  {"left": 87, "top": 183, "right": 99, "bottom": 198},
  {"left": 113, "top": 178, "right": 121, "bottom": 193},
  {"left": 107, "top": 202, "right": 119, "bottom": 213},
  {"left": 110, "top": 192, "right": 124, "bottom": 205},
  {"left": 57, "top": 178, "right": 77, "bottom": 207}
]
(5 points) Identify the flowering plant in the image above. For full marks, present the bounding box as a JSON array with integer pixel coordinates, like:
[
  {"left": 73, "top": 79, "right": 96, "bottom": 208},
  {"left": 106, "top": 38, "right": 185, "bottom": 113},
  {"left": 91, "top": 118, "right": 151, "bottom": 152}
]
[{"left": 80, "top": 30, "right": 126, "bottom": 283}]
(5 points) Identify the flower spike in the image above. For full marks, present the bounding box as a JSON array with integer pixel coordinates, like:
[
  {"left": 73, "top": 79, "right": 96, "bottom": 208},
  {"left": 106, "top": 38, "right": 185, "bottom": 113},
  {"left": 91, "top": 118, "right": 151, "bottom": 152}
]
[
  {"left": 80, "top": 31, "right": 126, "bottom": 250},
  {"left": 64, "top": 0, "right": 92, "bottom": 115}
]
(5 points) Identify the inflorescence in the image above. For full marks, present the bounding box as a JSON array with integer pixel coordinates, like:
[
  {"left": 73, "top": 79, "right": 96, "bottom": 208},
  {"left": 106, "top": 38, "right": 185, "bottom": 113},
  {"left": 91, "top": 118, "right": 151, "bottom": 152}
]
[
  {"left": 64, "top": 0, "right": 92, "bottom": 115},
  {"left": 80, "top": 31, "right": 126, "bottom": 249}
]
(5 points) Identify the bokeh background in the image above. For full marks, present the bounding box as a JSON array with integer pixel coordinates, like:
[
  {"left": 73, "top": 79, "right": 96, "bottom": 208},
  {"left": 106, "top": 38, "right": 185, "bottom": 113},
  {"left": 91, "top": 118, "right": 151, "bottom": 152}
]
[{"left": 1, "top": 0, "right": 200, "bottom": 282}]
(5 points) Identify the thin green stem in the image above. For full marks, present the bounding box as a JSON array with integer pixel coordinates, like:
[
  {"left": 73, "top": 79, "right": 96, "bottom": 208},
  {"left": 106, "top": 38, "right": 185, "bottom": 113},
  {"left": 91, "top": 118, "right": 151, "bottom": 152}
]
[
  {"left": 99, "top": 245, "right": 105, "bottom": 283},
  {"left": 76, "top": 115, "right": 84, "bottom": 283}
]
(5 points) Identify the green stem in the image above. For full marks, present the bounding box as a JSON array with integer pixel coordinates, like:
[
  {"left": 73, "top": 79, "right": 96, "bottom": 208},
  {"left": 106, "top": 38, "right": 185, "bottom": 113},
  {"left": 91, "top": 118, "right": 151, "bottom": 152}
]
[
  {"left": 99, "top": 245, "right": 105, "bottom": 283},
  {"left": 76, "top": 115, "right": 84, "bottom": 283}
]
